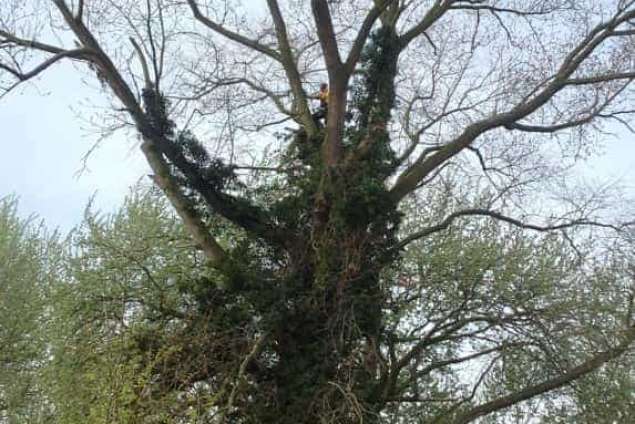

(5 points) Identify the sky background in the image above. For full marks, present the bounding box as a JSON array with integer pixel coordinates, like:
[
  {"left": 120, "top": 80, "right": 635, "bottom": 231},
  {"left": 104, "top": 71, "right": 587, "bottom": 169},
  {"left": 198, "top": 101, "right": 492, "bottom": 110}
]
[
  {"left": 1, "top": 62, "right": 149, "bottom": 231},
  {"left": 1, "top": 58, "right": 634, "bottom": 234}
]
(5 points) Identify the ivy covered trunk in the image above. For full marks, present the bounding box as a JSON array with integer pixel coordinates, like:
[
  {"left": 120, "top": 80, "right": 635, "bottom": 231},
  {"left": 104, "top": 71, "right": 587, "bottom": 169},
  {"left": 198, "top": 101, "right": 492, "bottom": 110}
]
[
  {"left": 137, "top": 27, "right": 402, "bottom": 423},
  {"left": 251, "top": 28, "right": 402, "bottom": 422}
]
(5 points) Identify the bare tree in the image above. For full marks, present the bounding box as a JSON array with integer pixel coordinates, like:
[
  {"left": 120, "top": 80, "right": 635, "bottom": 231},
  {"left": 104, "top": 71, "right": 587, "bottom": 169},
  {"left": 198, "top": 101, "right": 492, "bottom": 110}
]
[{"left": 1, "top": 0, "right": 635, "bottom": 422}]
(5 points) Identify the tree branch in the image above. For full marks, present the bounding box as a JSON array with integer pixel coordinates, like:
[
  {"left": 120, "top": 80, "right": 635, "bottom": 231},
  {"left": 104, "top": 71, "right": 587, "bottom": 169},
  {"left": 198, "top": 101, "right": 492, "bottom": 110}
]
[
  {"left": 414, "top": 343, "right": 521, "bottom": 380},
  {"left": 221, "top": 332, "right": 269, "bottom": 421},
  {"left": 145, "top": 145, "right": 227, "bottom": 266},
  {"left": 76, "top": 0, "right": 85, "bottom": 21},
  {"left": 452, "top": 326, "right": 635, "bottom": 424},
  {"left": 49, "top": 0, "right": 287, "bottom": 250},
  {"left": 374, "top": 0, "right": 401, "bottom": 27},
  {"left": 130, "top": 37, "right": 152, "bottom": 89},
  {"left": 185, "top": 0, "right": 281, "bottom": 61},
  {"left": 0, "top": 30, "right": 71, "bottom": 55},
  {"left": 265, "top": 0, "right": 317, "bottom": 135},
  {"left": 389, "top": 7, "right": 635, "bottom": 202},
  {"left": 505, "top": 83, "right": 632, "bottom": 133},
  {"left": 311, "top": 0, "right": 347, "bottom": 165},
  {"left": 311, "top": 0, "right": 343, "bottom": 72},
  {"left": 565, "top": 71, "right": 635, "bottom": 85},
  {"left": 344, "top": 0, "right": 395, "bottom": 75},
  {"left": 394, "top": 208, "right": 632, "bottom": 250},
  {"left": 0, "top": 48, "right": 91, "bottom": 82},
  {"left": 448, "top": 4, "right": 566, "bottom": 17},
  {"left": 399, "top": 0, "right": 451, "bottom": 49}
]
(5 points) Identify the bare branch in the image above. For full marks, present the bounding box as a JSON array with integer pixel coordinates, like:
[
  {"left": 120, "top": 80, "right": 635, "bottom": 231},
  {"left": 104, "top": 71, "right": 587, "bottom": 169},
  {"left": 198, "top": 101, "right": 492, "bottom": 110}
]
[
  {"left": 76, "top": 0, "right": 84, "bottom": 21},
  {"left": 390, "top": 7, "right": 635, "bottom": 202},
  {"left": 146, "top": 144, "right": 227, "bottom": 266},
  {"left": 130, "top": 37, "right": 152, "bottom": 89},
  {"left": 344, "top": 0, "right": 396, "bottom": 75},
  {"left": 452, "top": 326, "right": 635, "bottom": 424},
  {"left": 0, "top": 48, "right": 91, "bottom": 82},
  {"left": 0, "top": 30, "right": 69, "bottom": 55},
  {"left": 565, "top": 71, "right": 635, "bottom": 85},
  {"left": 49, "top": 0, "right": 287, "bottom": 248},
  {"left": 311, "top": 0, "right": 343, "bottom": 72},
  {"left": 311, "top": 0, "right": 347, "bottom": 164},
  {"left": 448, "top": 4, "right": 566, "bottom": 17},
  {"left": 265, "top": 0, "right": 317, "bottom": 134},
  {"left": 415, "top": 342, "right": 521, "bottom": 380},
  {"left": 505, "top": 83, "right": 633, "bottom": 132},
  {"left": 399, "top": 0, "right": 451, "bottom": 49},
  {"left": 219, "top": 333, "right": 269, "bottom": 421},
  {"left": 185, "top": 0, "right": 281, "bottom": 61},
  {"left": 394, "top": 209, "right": 632, "bottom": 251},
  {"left": 374, "top": 0, "right": 401, "bottom": 27}
]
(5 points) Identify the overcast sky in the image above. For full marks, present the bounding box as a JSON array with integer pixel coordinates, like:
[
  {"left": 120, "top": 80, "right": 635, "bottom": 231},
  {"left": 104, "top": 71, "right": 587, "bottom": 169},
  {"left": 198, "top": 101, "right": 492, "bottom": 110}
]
[
  {"left": 1, "top": 62, "right": 149, "bottom": 231},
  {"left": 1, "top": 59, "right": 634, "bottom": 234}
]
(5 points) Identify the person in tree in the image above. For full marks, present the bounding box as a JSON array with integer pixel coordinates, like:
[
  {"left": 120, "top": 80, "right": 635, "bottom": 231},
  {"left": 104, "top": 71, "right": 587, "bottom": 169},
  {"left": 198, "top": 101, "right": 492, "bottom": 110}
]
[{"left": 311, "top": 82, "right": 329, "bottom": 124}]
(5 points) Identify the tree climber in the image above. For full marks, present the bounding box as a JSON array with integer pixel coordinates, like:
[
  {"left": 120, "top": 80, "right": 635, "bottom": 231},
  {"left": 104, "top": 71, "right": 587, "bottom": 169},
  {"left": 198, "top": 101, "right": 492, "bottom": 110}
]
[{"left": 311, "top": 82, "right": 329, "bottom": 124}]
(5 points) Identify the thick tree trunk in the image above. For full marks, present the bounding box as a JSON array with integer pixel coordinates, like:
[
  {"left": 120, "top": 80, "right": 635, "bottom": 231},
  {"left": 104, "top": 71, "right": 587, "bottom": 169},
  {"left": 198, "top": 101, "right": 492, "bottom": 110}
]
[
  {"left": 248, "top": 27, "right": 403, "bottom": 422},
  {"left": 265, "top": 249, "right": 386, "bottom": 423}
]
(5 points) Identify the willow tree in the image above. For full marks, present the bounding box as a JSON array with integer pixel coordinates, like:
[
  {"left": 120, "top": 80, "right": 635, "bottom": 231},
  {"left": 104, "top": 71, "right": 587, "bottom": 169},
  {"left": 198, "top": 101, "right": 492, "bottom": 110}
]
[{"left": 1, "top": 0, "right": 635, "bottom": 422}]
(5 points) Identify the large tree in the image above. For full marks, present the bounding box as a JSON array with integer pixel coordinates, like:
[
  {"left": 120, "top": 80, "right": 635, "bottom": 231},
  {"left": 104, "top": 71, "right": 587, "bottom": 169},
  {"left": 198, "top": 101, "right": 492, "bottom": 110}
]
[{"left": 1, "top": 0, "right": 635, "bottom": 422}]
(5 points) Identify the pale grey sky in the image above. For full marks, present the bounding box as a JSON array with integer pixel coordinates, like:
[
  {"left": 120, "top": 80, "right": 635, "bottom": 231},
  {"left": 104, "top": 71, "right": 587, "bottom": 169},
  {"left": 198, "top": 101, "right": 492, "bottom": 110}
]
[
  {"left": 1, "top": 57, "right": 634, "bottom": 233},
  {"left": 1, "top": 62, "right": 148, "bottom": 231}
]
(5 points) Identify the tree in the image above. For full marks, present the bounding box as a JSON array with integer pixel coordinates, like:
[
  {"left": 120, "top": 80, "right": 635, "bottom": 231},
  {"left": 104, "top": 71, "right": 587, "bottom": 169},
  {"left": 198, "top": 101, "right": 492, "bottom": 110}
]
[
  {"left": 43, "top": 189, "right": 210, "bottom": 423},
  {"left": 1, "top": 1, "right": 635, "bottom": 422},
  {"left": 29, "top": 186, "right": 635, "bottom": 423},
  {"left": 0, "top": 197, "right": 59, "bottom": 423}
]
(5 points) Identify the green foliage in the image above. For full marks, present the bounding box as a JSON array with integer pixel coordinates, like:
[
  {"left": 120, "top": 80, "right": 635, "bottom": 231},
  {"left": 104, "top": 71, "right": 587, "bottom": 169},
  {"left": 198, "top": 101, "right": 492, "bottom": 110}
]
[
  {"left": 36, "top": 187, "right": 288, "bottom": 422},
  {"left": 382, "top": 196, "right": 635, "bottom": 423},
  {"left": 0, "top": 196, "right": 59, "bottom": 423},
  {"left": 352, "top": 26, "right": 399, "bottom": 137},
  {"left": 142, "top": 88, "right": 243, "bottom": 204},
  {"left": 42, "top": 188, "right": 230, "bottom": 422},
  {"left": 1, "top": 185, "right": 633, "bottom": 423}
]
